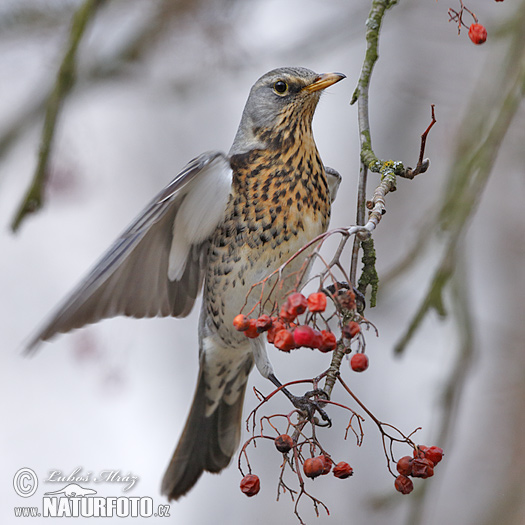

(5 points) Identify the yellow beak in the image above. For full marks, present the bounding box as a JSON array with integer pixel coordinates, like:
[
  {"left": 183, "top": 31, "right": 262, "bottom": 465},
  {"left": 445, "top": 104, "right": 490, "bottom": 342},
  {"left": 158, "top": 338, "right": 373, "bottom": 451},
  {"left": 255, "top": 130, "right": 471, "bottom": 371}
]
[{"left": 303, "top": 72, "right": 346, "bottom": 93}]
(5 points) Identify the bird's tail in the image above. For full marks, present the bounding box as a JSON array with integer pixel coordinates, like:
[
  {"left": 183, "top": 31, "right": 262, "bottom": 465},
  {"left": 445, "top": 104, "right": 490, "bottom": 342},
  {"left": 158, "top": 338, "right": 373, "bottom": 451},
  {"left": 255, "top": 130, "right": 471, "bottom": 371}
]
[{"left": 161, "top": 363, "right": 250, "bottom": 500}]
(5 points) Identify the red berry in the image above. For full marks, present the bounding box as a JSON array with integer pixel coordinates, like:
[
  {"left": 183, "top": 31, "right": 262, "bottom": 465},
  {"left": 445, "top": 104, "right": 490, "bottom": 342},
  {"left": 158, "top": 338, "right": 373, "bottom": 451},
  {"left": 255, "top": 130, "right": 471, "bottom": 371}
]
[
  {"left": 244, "top": 319, "right": 260, "bottom": 339},
  {"left": 319, "top": 455, "right": 332, "bottom": 475},
  {"left": 318, "top": 330, "right": 337, "bottom": 352},
  {"left": 233, "top": 314, "right": 250, "bottom": 331},
  {"left": 394, "top": 475, "right": 414, "bottom": 495},
  {"left": 413, "top": 445, "right": 430, "bottom": 459},
  {"left": 273, "top": 329, "right": 295, "bottom": 352},
  {"left": 255, "top": 314, "right": 273, "bottom": 333},
  {"left": 274, "top": 434, "right": 294, "bottom": 453},
  {"left": 411, "top": 458, "right": 434, "bottom": 479},
  {"left": 396, "top": 456, "right": 413, "bottom": 476},
  {"left": 333, "top": 462, "right": 353, "bottom": 479},
  {"left": 293, "top": 325, "right": 316, "bottom": 348},
  {"left": 350, "top": 353, "right": 369, "bottom": 372},
  {"left": 343, "top": 321, "right": 360, "bottom": 339},
  {"left": 303, "top": 457, "right": 325, "bottom": 479},
  {"left": 286, "top": 293, "right": 308, "bottom": 316},
  {"left": 425, "top": 446, "right": 444, "bottom": 465},
  {"left": 240, "top": 474, "right": 260, "bottom": 497},
  {"left": 468, "top": 23, "right": 487, "bottom": 45},
  {"left": 307, "top": 292, "right": 327, "bottom": 313},
  {"left": 280, "top": 305, "right": 297, "bottom": 322},
  {"left": 311, "top": 329, "right": 323, "bottom": 350},
  {"left": 266, "top": 319, "right": 285, "bottom": 343}
]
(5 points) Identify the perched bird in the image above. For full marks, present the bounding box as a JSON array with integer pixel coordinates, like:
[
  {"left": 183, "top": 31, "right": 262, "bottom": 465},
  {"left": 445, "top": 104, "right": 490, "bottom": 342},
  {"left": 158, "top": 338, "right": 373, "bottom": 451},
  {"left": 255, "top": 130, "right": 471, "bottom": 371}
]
[{"left": 27, "top": 67, "right": 345, "bottom": 499}]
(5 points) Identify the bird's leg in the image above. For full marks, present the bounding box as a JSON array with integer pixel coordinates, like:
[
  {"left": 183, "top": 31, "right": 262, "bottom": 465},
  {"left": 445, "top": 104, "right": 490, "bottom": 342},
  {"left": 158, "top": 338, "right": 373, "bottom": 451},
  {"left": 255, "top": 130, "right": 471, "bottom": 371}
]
[{"left": 268, "top": 373, "right": 331, "bottom": 427}]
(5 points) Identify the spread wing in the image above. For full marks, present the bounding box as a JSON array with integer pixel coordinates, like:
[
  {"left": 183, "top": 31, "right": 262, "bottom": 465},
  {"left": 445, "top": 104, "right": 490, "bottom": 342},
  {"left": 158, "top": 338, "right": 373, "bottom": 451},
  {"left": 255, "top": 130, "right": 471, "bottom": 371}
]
[{"left": 27, "top": 151, "right": 232, "bottom": 352}]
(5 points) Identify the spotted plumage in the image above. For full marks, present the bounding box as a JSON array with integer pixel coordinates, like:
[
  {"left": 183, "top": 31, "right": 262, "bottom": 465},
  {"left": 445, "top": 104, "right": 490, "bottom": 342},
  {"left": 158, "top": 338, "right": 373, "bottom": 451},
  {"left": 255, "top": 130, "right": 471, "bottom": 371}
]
[{"left": 27, "top": 67, "right": 345, "bottom": 501}]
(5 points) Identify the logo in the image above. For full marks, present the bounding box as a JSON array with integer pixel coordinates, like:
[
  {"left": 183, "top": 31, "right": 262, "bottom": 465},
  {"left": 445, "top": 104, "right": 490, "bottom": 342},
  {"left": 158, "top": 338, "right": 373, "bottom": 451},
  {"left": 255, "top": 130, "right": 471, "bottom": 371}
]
[{"left": 12, "top": 467, "right": 171, "bottom": 519}]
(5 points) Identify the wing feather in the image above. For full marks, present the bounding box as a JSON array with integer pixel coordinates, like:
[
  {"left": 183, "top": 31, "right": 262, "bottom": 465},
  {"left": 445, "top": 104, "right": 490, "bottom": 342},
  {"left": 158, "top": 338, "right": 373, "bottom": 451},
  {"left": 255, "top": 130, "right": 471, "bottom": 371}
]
[{"left": 27, "top": 151, "right": 232, "bottom": 352}]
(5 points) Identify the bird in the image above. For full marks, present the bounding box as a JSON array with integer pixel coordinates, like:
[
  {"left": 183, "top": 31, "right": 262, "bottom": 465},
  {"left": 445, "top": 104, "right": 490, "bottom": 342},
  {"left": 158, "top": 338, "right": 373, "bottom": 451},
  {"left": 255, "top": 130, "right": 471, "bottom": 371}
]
[{"left": 27, "top": 66, "right": 345, "bottom": 500}]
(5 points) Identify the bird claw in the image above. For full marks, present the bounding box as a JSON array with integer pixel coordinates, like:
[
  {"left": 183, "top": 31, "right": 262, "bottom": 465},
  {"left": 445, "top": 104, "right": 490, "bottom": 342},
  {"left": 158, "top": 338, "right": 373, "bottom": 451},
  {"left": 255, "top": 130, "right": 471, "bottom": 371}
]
[{"left": 289, "top": 389, "right": 332, "bottom": 427}]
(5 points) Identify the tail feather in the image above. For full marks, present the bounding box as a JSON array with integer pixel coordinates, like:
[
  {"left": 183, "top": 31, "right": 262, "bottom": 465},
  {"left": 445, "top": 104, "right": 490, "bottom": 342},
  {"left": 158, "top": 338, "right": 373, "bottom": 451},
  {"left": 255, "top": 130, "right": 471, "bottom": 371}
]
[{"left": 161, "top": 366, "right": 249, "bottom": 500}]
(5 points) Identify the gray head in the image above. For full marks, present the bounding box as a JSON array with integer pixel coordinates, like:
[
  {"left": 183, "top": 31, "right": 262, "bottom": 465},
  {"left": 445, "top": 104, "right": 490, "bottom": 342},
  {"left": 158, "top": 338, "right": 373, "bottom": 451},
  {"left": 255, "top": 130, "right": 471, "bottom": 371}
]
[{"left": 229, "top": 67, "right": 345, "bottom": 155}]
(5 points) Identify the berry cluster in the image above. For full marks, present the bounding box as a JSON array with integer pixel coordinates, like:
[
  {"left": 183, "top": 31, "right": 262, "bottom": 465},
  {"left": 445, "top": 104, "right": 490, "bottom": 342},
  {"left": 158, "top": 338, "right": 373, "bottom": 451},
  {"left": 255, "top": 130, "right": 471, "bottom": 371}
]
[
  {"left": 394, "top": 445, "right": 444, "bottom": 495},
  {"left": 239, "top": 433, "right": 354, "bottom": 498},
  {"left": 233, "top": 290, "right": 363, "bottom": 359}
]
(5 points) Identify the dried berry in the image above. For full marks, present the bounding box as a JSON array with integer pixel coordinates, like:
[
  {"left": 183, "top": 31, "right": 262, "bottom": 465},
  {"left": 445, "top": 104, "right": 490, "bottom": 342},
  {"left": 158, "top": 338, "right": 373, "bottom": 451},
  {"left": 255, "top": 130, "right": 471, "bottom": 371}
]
[
  {"left": 293, "top": 325, "right": 316, "bottom": 348},
  {"left": 266, "top": 319, "right": 285, "bottom": 343},
  {"left": 337, "top": 289, "right": 356, "bottom": 310},
  {"left": 303, "top": 457, "right": 325, "bottom": 479},
  {"left": 342, "top": 321, "right": 360, "bottom": 339},
  {"left": 273, "top": 329, "right": 295, "bottom": 352},
  {"left": 411, "top": 458, "right": 434, "bottom": 479},
  {"left": 286, "top": 293, "right": 308, "bottom": 316},
  {"left": 350, "top": 353, "right": 369, "bottom": 372},
  {"left": 255, "top": 315, "right": 273, "bottom": 333},
  {"left": 244, "top": 319, "right": 260, "bottom": 339},
  {"left": 394, "top": 475, "right": 414, "bottom": 495},
  {"left": 280, "top": 305, "right": 297, "bottom": 322},
  {"left": 318, "top": 330, "right": 337, "bottom": 352},
  {"left": 333, "top": 461, "right": 353, "bottom": 479},
  {"left": 307, "top": 292, "right": 327, "bottom": 313},
  {"left": 413, "top": 445, "right": 430, "bottom": 459},
  {"left": 274, "top": 434, "right": 294, "bottom": 453},
  {"left": 425, "top": 446, "right": 444, "bottom": 465},
  {"left": 240, "top": 474, "right": 260, "bottom": 497},
  {"left": 396, "top": 456, "right": 413, "bottom": 476},
  {"left": 468, "top": 23, "right": 487, "bottom": 45},
  {"left": 233, "top": 314, "right": 250, "bottom": 331}
]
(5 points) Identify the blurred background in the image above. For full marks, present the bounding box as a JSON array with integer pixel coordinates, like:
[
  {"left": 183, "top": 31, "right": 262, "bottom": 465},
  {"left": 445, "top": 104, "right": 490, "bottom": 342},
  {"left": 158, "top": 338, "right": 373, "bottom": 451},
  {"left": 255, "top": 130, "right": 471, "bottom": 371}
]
[{"left": 1, "top": 0, "right": 524, "bottom": 524}]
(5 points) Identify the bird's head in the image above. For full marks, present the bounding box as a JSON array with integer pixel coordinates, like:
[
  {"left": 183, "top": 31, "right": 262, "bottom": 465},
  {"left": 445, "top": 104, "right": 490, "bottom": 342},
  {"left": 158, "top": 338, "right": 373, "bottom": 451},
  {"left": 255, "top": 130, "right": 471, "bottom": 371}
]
[{"left": 230, "top": 67, "right": 345, "bottom": 155}]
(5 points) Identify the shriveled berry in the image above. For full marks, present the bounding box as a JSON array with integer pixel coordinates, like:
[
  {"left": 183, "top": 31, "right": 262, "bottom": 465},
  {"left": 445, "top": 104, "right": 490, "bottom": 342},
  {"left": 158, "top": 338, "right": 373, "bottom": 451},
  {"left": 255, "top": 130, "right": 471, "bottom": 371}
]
[
  {"left": 244, "top": 319, "right": 260, "bottom": 339},
  {"left": 343, "top": 321, "right": 360, "bottom": 339},
  {"left": 307, "top": 292, "right": 327, "bottom": 313},
  {"left": 333, "top": 462, "right": 353, "bottom": 479},
  {"left": 286, "top": 293, "right": 308, "bottom": 316},
  {"left": 425, "top": 446, "right": 444, "bottom": 465},
  {"left": 240, "top": 474, "right": 260, "bottom": 497},
  {"left": 274, "top": 434, "right": 294, "bottom": 453},
  {"left": 303, "top": 457, "right": 325, "bottom": 479},
  {"left": 350, "top": 353, "right": 369, "bottom": 372},
  {"left": 311, "top": 329, "right": 323, "bottom": 350},
  {"left": 256, "top": 315, "right": 273, "bottom": 333},
  {"left": 233, "top": 314, "right": 250, "bottom": 331},
  {"left": 394, "top": 475, "right": 414, "bottom": 495},
  {"left": 280, "top": 305, "right": 297, "bottom": 322},
  {"left": 266, "top": 319, "right": 285, "bottom": 343},
  {"left": 293, "top": 325, "right": 316, "bottom": 348},
  {"left": 396, "top": 456, "right": 413, "bottom": 476},
  {"left": 318, "top": 330, "right": 337, "bottom": 352},
  {"left": 273, "top": 329, "right": 295, "bottom": 352},
  {"left": 468, "top": 23, "right": 487, "bottom": 45},
  {"left": 319, "top": 455, "right": 332, "bottom": 475},
  {"left": 411, "top": 457, "right": 434, "bottom": 479},
  {"left": 413, "top": 445, "right": 430, "bottom": 459}
]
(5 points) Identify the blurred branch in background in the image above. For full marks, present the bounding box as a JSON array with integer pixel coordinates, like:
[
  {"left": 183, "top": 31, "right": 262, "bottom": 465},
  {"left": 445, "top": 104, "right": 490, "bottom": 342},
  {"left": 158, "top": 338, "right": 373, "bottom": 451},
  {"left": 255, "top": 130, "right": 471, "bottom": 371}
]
[{"left": 10, "top": 0, "right": 106, "bottom": 232}]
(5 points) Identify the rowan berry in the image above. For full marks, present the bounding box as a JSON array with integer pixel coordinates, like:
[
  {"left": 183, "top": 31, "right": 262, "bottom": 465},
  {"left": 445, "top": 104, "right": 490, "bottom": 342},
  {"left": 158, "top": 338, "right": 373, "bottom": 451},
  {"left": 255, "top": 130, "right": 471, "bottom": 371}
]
[
  {"left": 333, "top": 462, "right": 353, "bottom": 479},
  {"left": 468, "top": 23, "right": 487, "bottom": 45},
  {"left": 233, "top": 314, "right": 250, "bottom": 331},
  {"left": 274, "top": 434, "right": 294, "bottom": 453},
  {"left": 396, "top": 456, "right": 413, "bottom": 476},
  {"left": 411, "top": 457, "right": 434, "bottom": 479},
  {"left": 307, "top": 292, "right": 327, "bottom": 313},
  {"left": 280, "top": 305, "right": 297, "bottom": 322},
  {"left": 425, "top": 446, "right": 444, "bottom": 465},
  {"left": 303, "top": 457, "right": 325, "bottom": 479},
  {"left": 394, "top": 475, "right": 414, "bottom": 495},
  {"left": 266, "top": 319, "right": 285, "bottom": 343},
  {"left": 240, "top": 474, "right": 260, "bottom": 497},
  {"left": 243, "top": 319, "right": 260, "bottom": 338},
  {"left": 342, "top": 321, "right": 360, "bottom": 339},
  {"left": 350, "top": 353, "right": 369, "bottom": 372},
  {"left": 319, "top": 455, "right": 332, "bottom": 475},
  {"left": 273, "top": 329, "right": 295, "bottom": 352},
  {"left": 286, "top": 293, "right": 308, "bottom": 316},
  {"left": 318, "top": 330, "right": 337, "bottom": 352},
  {"left": 255, "top": 314, "right": 273, "bottom": 333},
  {"left": 293, "top": 325, "right": 316, "bottom": 348}
]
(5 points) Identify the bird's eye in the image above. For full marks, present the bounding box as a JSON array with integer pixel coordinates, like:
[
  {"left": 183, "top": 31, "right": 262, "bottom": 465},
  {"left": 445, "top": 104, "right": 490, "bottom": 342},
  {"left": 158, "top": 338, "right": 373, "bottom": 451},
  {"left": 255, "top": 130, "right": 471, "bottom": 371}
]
[{"left": 273, "top": 81, "right": 288, "bottom": 95}]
